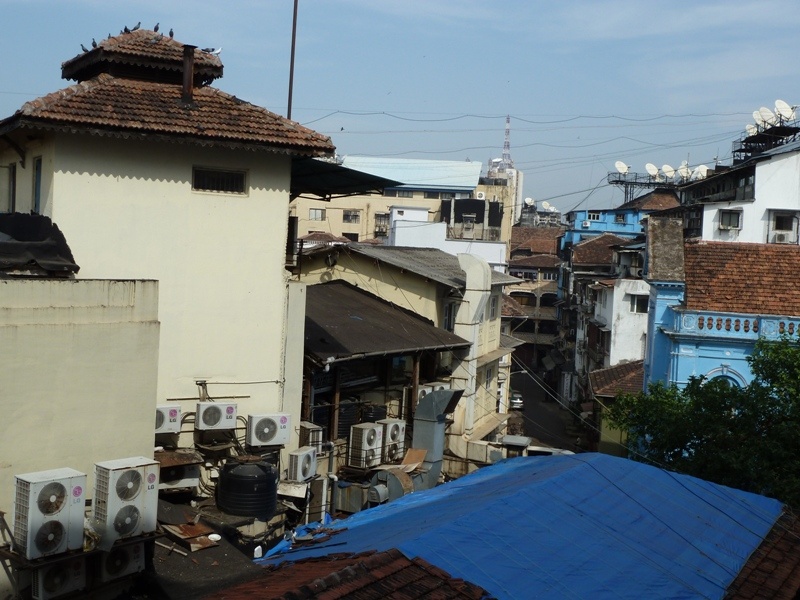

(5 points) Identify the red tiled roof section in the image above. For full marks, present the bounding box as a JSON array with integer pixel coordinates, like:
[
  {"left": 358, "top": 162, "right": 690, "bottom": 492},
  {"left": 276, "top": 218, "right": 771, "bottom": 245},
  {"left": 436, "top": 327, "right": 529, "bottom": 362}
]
[
  {"left": 684, "top": 241, "right": 800, "bottom": 316},
  {"left": 509, "top": 254, "right": 561, "bottom": 268},
  {"left": 616, "top": 189, "right": 679, "bottom": 212},
  {"left": 572, "top": 233, "right": 629, "bottom": 266},
  {"left": 7, "top": 74, "right": 334, "bottom": 155},
  {"left": 589, "top": 360, "right": 644, "bottom": 397},
  {"left": 510, "top": 226, "right": 564, "bottom": 255},
  {"left": 202, "top": 549, "right": 491, "bottom": 600},
  {"left": 61, "top": 29, "right": 223, "bottom": 81},
  {"left": 502, "top": 294, "right": 528, "bottom": 318},
  {"left": 726, "top": 509, "right": 800, "bottom": 599},
  {"left": 299, "top": 232, "right": 351, "bottom": 243}
]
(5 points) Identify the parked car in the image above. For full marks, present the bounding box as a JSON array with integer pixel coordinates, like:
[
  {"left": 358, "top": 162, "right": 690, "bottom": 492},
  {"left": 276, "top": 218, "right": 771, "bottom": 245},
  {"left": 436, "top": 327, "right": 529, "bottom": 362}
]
[{"left": 510, "top": 391, "right": 524, "bottom": 410}]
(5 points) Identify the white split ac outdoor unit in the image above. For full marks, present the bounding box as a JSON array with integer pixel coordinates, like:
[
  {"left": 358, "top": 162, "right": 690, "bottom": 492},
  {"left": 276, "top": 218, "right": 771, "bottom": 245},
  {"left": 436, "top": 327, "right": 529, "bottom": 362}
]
[
  {"left": 247, "top": 413, "right": 292, "bottom": 447},
  {"left": 32, "top": 556, "right": 85, "bottom": 600},
  {"left": 299, "top": 421, "right": 324, "bottom": 452},
  {"left": 195, "top": 402, "right": 238, "bottom": 431},
  {"left": 348, "top": 423, "right": 383, "bottom": 469},
  {"left": 158, "top": 464, "right": 201, "bottom": 491},
  {"left": 155, "top": 404, "right": 181, "bottom": 434},
  {"left": 99, "top": 542, "right": 145, "bottom": 583},
  {"left": 13, "top": 468, "right": 86, "bottom": 561},
  {"left": 377, "top": 418, "right": 406, "bottom": 463},
  {"left": 288, "top": 446, "right": 317, "bottom": 482},
  {"left": 92, "top": 457, "right": 159, "bottom": 545},
  {"left": 476, "top": 191, "right": 486, "bottom": 200},
  {"left": 581, "top": 221, "right": 591, "bottom": 228}
]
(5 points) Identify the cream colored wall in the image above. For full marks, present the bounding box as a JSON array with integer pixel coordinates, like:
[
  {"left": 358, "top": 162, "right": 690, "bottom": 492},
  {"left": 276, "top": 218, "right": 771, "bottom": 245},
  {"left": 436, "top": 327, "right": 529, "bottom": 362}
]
[
  {"left": 0, "top": 278, "right": 159, "bottom": 511},
  {"left": 291, "top": 192, "right": 441, "bottom": 240},
  {"left": 299, "top": 250, "right": 441, "bottom": 322},
  {"left": 32, "top": 135, "right": 296, "bottom": 432}
]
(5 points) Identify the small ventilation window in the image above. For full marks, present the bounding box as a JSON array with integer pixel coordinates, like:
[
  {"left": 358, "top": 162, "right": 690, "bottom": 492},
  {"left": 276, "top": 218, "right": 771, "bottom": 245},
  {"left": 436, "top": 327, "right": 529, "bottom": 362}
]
[{"left": 192, "top": 167, "right": 247, "bottom": 194}]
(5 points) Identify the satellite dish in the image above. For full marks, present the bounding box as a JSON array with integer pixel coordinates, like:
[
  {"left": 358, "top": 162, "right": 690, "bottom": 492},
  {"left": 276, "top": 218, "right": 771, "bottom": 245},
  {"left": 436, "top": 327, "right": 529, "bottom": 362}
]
[
  {"left": 753, "top": 110, "right": 765, "bottom": 126},
  {"left": 776, "top": 99, "right": 796, "bottom": 121},
  {"left": 614, "top": 160, "right": 629, "bottom": 174},
  {"left": 745, "top": 124, "right": 758, "bottom": 136},
  {"left": 645, "top": 163, "right": 659, "bottom": 177},
  {"left": 549, "top": 206, "right": 558, "bottom": 212},
  {"left": 523, "top": 197, "right": 534, "bottom": 206},
  {"left": 662, "top": 164, "right": 675, "bottom": 179},
  {"left": 541, "top": 201, "right": 551, "bottom": 210},
  {"left": 690, "top": 164, "right": 709, "bottom": 180},
  {"left": 759, "top": 107, "right": 777, "bottom": 125},
  {"left": 678, "top": 164, "right": 692, "bottom": 180}
]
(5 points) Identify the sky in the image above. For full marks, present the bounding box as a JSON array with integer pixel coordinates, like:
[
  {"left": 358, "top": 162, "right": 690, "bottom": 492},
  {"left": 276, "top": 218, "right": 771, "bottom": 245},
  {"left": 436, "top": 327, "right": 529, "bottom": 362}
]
[{"left": 2, "top": 0, "right": 800, "bottom": 212}]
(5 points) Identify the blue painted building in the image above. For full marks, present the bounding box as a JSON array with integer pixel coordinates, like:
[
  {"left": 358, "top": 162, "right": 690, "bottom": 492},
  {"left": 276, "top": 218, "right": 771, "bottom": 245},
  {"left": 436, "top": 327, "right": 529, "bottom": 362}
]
[
  {"left": 645, "top": 214, "right": 800, "bottom": 388},
  {"left": 562, "top": 188, "right": 678, "bottom": 250}
]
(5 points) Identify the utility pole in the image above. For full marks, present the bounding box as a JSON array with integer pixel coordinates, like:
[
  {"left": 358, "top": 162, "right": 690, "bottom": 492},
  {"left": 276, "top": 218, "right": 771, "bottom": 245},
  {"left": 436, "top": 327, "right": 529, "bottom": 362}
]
[{"left": 287, "top": 0, "right": 299, "bottom": 120}]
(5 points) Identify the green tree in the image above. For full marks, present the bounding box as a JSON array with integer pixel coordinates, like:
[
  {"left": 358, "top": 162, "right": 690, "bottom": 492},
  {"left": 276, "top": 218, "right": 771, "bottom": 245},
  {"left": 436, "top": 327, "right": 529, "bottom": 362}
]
[{"left": 606, "top": 337, "right": 800, "bottom": 506}]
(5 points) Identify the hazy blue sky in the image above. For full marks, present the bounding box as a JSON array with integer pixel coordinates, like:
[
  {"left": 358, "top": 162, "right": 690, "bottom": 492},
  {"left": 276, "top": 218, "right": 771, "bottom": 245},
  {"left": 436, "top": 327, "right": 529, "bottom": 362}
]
[{"left": 2, "top": 0, "right": 799, "bottom": 211}]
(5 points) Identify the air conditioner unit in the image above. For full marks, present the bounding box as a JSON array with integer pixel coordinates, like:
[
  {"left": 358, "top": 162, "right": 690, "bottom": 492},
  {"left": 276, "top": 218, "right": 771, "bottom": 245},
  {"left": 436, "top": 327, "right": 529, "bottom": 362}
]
[
  {"left": 92, "top": 457, "right": 159, "bottom": 544},
  {"left": 377, "top": 418, "right": 406, "bottom": 463},
  {"left": 634, "top": 268, "right": 644, "bottom": 278},
  {"left": 32, "top": 556, "right": 85, "bottom": 600},
  {"left": 348, "top": 423, "right": 383, "bottom": 469},
  {"left": 247, "top": 413, "right": 291, "bottom": 447},
  {"left": 581, "top": 221, "right": 591, "bottom": 228},
  {"left": 299, "top": 421, "right": 324, "bottom": 452},
  {"left": 99, "top": 541, "right": 145, "bottom": 583},
  {"left": 417, "top": 384, "right": 434, "bottom": 403},
  {"left": 13, "top": 468, "right": 86, "bottom": 560},
  {"left": 476, "top": 191, "right": 486, "bottom": 200},
  {"left": 158, "top": 464, "right": 200, "bottom": 491},
  {"left": 155, "top": 404, "right": 181, "bottom": 434},
  {"left": 430, "top": 380, "right": 450, "bottom": 391},
  {"left": 288, "top": 446, "right": 317, "bottom": 482},
  {"left": 773, "top": 232, "right": 794, "bottom": 244},
  {"left": 195, "top": 402, "right": 237, "bottom": 431}
]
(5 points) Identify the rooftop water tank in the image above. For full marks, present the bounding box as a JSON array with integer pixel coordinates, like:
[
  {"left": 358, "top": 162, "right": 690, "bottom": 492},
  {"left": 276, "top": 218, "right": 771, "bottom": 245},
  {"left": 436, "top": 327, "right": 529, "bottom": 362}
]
[{"left": 216, "top": 456, "right": 278, "bottom": 519}]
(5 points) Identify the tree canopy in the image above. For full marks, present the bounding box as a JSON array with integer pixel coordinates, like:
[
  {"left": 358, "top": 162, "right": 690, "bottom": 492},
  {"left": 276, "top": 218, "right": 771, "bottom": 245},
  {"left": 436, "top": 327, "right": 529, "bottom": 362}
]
[{"left": 605, "top": 336, "right": 800, "bottom": 506}]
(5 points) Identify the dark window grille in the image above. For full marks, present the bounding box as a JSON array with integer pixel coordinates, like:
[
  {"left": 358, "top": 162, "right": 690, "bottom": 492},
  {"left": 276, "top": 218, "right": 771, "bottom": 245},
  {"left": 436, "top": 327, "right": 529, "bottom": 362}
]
[{"left": 193, "top": 168, "right": 246, "bottom": 194}]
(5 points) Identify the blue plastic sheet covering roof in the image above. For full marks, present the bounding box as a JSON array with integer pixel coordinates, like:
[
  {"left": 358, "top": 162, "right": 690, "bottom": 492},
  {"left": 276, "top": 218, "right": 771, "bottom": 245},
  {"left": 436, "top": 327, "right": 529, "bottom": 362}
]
[{"left": 261, "top": 454, "right": 783, "bottom": 600}]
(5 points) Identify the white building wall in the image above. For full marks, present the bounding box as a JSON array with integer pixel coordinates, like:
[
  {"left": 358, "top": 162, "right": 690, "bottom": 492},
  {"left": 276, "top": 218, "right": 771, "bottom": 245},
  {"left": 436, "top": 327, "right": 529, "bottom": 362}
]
[
  {"left": 41, "top": 134, "right": 294, "bottom": 426},
  {"left": 0, "top": 278, "right": 159, "bottom": 511},
  {"left": 606, "top": 279, "right": 650, "bottom": 365}
]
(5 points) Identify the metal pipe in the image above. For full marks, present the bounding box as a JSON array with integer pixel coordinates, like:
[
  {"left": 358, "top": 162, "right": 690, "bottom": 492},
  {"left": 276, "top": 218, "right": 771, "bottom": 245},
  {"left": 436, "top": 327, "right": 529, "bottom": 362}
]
[
  {"left": 287, "top": 0, "right": 298, "bottom": 119},
  {"left": 182, "top": 45, "right": 197, "bottom": 103}
]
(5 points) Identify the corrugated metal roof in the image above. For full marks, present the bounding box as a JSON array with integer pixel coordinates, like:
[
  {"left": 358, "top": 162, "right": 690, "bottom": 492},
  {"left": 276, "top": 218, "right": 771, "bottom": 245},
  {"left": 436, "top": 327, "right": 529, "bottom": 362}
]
[
  {"left": 261, "top": 454, "right": 784, "bottom": 600},
  {"left": 349, "top": 245, "right": 519, "bottom": 288},
  {"left": 341, "top": 156, "right": 482, "bottom": 191},
  {"left": 305, "top": 280, "right": 470, "bottom": 364}
]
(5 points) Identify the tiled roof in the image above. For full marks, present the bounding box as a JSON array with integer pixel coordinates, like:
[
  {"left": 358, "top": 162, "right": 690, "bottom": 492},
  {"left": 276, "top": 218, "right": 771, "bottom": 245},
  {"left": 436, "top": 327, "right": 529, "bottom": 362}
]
[
  {"left": 684, "top": 240, "right": 800, "bottom": 316},
  {"left": 572, "top": 233, "right": 629, "bottom": 266},
  {"left": 202, "top": 548, "right": 491, "bottom": 599},
  {"left": 613, "top": 189, "right": 679, "bottom": 212},
  {"left": 1, "top": 74, "right": 333, "bottom": 155},
  {"left": 509, "top": 254, "right": 561, "bottom": 268},
  {"left": 510, "top": 226, "right": 564, "bottom": 255},
  {"left": 61, "top": 29, "right": 223, "bottom": 83},
  {"left": 502, "top": 294, "right": 527, "bottom": 317},
  {"left": 299, "top": 231, "right": 350, "bottom": 243},
  {"left": 589, "top": 360, "right": 644, "bottom": 397},
  {"left": 725, "top": 509, "right": 800, "bottom": 599}
]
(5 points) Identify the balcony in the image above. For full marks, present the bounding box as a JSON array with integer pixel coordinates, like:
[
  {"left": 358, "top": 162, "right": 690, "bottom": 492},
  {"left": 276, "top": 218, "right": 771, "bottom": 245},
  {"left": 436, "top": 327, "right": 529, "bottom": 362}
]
[{"left": 670, "top": 310, "right": 800, "bottom": 340}]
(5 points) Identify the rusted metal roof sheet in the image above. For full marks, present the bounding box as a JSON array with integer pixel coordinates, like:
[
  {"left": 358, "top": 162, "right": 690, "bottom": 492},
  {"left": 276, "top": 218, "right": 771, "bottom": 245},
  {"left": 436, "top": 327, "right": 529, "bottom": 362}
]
[{"left": 305, "top": 280, "right": 470, "bottom": 365}]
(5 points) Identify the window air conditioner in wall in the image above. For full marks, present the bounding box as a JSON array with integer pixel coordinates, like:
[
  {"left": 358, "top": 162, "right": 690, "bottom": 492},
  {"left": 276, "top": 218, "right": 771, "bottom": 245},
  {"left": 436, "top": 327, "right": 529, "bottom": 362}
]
[
  {"left": 348, "top": 423, "right": 383, "bottom": 469},
  {"left": 155, "top": 404, "right": 181, "bottom": 434},
  {"left": 582, "top": 221, "right": 591, "bottom": 228},
  {"left": 288, "top": 446, "right": 318, "bottom": 482},
  {"left": 93, "top": 457, "right": 159, "bottom": 545},
  {"left": 247, "top": 413, "right": 292, "bottom": 447},
  {"left": 195, "top": 402, "right": 237, "bottom": 431},
  {"left": 13, "top": 468, "right": 87, "bottom": 560}
]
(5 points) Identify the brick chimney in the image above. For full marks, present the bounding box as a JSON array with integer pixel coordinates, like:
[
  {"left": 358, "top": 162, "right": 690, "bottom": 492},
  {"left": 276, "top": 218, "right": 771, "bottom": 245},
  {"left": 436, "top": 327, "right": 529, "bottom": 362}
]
[{"left": 182, "top": 45, "right": 196, "bottom": 103}]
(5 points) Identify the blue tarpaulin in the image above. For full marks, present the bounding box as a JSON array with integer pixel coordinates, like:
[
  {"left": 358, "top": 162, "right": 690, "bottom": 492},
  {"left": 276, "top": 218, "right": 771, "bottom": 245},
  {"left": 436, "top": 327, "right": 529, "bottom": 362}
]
[{"left": 261, "top": 454, "right": 783, "bottom": 599}]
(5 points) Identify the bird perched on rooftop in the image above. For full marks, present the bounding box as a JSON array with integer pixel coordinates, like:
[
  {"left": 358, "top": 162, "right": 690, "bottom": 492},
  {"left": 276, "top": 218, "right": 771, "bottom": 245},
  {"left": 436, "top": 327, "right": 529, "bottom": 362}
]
[
  {"left": 132, "top": 21, "right": 141, "bottom": 31},
  {"left": 201, "top": 47, "right": 214, "bottom": 53},
  {"left": 81, "top": 43, "right": 89, "bottom": 52},
  {"left": 91, "top": 38, "right": 97, "bottom": 48},
  {"left": 154, "top": 22, "right": 159, "bottom": 32},
  {"left": 123, "top": 25, "right": 130, "bottom": 33},
  {"left": 169, "top": 28, "right": 174, "bottom": 38},
  {"left": 211, "top": 47, "right": 222, "bottom": 55}
]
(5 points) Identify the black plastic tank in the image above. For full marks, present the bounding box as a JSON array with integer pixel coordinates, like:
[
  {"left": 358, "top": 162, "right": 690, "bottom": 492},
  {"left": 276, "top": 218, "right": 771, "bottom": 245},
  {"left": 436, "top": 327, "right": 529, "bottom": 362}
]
[
  {"left": 362, "top": 404, "right": 387, "bottom": 423},
  {"left": 216, "top": 456, "right": 278, "bottom": 519}
]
